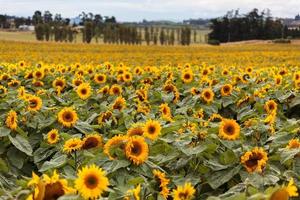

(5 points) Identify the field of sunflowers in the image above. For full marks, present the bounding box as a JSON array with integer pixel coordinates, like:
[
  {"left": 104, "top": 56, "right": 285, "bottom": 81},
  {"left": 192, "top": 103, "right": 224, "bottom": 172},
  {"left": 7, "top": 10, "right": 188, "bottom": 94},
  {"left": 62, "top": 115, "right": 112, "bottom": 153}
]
[{"left": 0, "top": 40, "right": 300, "bottom": 200}]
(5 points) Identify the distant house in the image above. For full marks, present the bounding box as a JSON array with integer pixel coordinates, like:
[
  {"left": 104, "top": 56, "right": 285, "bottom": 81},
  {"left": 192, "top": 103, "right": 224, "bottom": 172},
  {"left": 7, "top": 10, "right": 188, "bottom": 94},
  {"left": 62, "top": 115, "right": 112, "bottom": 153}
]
[
  {"left": 286, "top": 15, "right": 300, "bottom": 30},
  {"left": 18, "top": 25, "right": 35, "bottom": 31}
]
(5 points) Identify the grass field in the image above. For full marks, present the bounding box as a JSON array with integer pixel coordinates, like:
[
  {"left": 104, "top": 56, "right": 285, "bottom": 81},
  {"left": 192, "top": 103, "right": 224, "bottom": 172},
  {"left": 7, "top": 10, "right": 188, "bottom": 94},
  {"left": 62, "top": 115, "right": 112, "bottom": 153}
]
[{"left": 0, "top": 29, "right": 211, "bottom": 44}]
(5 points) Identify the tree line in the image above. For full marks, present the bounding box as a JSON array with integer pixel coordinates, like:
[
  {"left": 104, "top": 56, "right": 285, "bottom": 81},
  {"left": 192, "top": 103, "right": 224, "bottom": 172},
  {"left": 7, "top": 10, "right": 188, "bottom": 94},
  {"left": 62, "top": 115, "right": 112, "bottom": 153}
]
[
  {"left": 209, "top": 9, "right": 300, "bottom": 43},
  {"left": 31, "top": 11, "right": 193, "bottom": 45}
]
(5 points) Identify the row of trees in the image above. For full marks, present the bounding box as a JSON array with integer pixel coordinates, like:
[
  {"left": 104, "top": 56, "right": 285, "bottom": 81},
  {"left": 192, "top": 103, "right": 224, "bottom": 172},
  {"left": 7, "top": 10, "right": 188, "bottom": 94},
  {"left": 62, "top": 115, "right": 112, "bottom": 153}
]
[
  {"left": 209, "top": 9, "right": 300, "bottom": 42},
  {"left": 32, "top": 11, "right": 194, "bottom": 45}
]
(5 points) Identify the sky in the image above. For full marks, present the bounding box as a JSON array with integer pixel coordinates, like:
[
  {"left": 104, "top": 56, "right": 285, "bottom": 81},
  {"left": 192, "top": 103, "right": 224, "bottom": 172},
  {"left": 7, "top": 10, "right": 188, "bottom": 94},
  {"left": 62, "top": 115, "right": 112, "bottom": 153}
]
[{"left": 1, "top": 0, "right": 300, "bottom": 22}]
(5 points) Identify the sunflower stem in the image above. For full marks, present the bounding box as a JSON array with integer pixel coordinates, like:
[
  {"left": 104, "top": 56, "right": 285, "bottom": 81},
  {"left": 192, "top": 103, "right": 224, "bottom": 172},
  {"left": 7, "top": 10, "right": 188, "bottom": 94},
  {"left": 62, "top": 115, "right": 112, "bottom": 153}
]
[{"left": 74, "top": 151, "right": 78, "bottom": 170}]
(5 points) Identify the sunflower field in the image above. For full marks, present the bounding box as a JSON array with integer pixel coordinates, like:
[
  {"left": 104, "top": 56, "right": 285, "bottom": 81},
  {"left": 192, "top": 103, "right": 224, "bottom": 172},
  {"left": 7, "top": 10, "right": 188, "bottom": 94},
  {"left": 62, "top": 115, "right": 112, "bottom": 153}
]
[{"left": 0, "top": 41, "right": 300, "bottom": 200}]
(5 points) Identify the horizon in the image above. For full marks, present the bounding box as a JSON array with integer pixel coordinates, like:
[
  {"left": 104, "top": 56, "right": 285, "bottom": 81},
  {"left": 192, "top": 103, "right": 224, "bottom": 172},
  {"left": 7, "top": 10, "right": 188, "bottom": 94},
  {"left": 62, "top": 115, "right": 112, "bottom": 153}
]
[{"left": 1, "top": 0, "right": 300, "bottom": 22}]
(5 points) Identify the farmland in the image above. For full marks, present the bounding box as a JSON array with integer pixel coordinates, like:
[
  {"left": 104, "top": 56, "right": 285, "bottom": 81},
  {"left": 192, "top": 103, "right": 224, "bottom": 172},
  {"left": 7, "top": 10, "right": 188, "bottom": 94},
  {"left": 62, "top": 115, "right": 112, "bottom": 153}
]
[{"left": 0, "top": 40, "right": 299, "bottom": 200}]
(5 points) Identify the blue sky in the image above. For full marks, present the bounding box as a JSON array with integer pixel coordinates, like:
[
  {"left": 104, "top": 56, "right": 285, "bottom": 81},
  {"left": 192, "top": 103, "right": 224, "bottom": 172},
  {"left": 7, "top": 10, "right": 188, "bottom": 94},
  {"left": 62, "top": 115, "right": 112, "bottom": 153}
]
[{"left": 1, "top": 0, "right": 299, "bottom": 21}]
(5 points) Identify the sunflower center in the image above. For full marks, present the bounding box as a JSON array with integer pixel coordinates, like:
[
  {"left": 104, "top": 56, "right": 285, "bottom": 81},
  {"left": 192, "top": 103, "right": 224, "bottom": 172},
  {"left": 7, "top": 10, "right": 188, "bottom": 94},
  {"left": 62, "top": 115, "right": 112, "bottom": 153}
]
[
  {"left": 184, "top": 74, "right": 190, "bottom": 79},
  {"left": 44, "top": 182, "right": 65, "bottom": 200},
  {"left": 98, "top": 76, "right": 104, "bottom": 81},
  {"left": 56, "top": 81, "right": 64, "bottom": 87},
  {"left": 204, "top": 92, "right": 211, "bottom": 99},
  {"left": 268, "top": 104, "right": 275, "bottom": 110},
  {"left": 223, "top": 86, "right": 230, "bottom": 93},
  {"left": 224, "top": 124, "right": 235, "bottom": 135},
  {"left": 36, "top": 72, "right": 42, "bottom": 77},
  {"left": 269, "top": 188, "right": 289, "bottom": 200},
  {"left": 245, "top": 153, "right": 263, "bottom": 168},
  {"left": 83, "top": 137, "right": 99, "bottom": 149},
  {"left": 84, "top": 174, "right": 99, "bottom": 189},
  {"left": 50, "top": 133, "right": 57, "bottom": 140},
  {"left": 63, "top": 112, "right": 73, "bottom": 122},
  {"left": 29, "top": 100, "right": 38, "bottom": 108},
  {"left": 148, "top": 125, "right": 156, "bottom": 134},
  {"left": 178, "top": 191, "right": 189, "bottom": 199},
  {"left": 131, "top": 142, "right": 142, "bottom": 156},
  {"left": 113, "top": 88, "right": 120, "bottom": 94},
  {"left": 81, "top": 88, "right": 87, "bottom": 95}
]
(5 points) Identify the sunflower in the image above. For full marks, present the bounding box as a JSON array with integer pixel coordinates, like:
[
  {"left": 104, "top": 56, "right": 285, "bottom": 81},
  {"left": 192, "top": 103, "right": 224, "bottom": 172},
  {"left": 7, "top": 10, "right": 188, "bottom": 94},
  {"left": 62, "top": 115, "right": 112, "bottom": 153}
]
[
  {"left": 76, "top": 82, "right": 92, "bottom": 100},
  {"left": 181, "top": 70, "right": 194, "bottom": 83},
  {"left": 98, "top": 85, "right": 110, "bottom": 95},
  {"left": 219, "top": 119, "right": 240, "bottom": 140},
  {"left": 75, "top": 164, "right": 109, "bottom": 200},
  {"left": 63, "top": 138, "right": 83, "bottom": 154},
  {"left": 221, "top": 84, "right": 233, "bottom": 96},
  {"left": 27, "top": 95, "right": 42, "bottom": 112},
  {"left": 27, "top": 170, "right": 74, "bottom": 200},
  {"left": 143, "top": 120, "right": 161, "bottom": 140},
  {"left": 112, "top": 96, "right": 126, "bottom": 111},
  {"left": 241, "top": 147, "right": 268, "bottom": 173},
  {"left": 72, "top": 77, "right": 83, "bottom": 87},
  {"left": 47, "top": 129, "right": 60, "bottom": 144},
  {"left": 94, "top": 73, "right": 107, "bottom": 84},
  {"left": 127, "top": 123, "right": 144, "bottom": 137},
  {"left": 57, "top": 107, "right": 78, "bottom": 128},
  {"left": 270, "top": 178, "right": 298, "bottom": 200},
  {"left": 125, "top": 184, "right": 141, "bottom": 200},
  {"left": 173, "top": 182, "right": 196, "bottom": 200},
  {"left": 153, "top": 169, "right": 170, "bottom": 199},
  {"left": 6, "top": 110, "right": 18, "bottom": 130},
  {"left": 264, "top": 100, "right": 277, "bottom": 114},
  {"left": 201, "top": 88, "right": 214, "bottom": 104},
  {"left": 190, "top": 87, "right": 200, "bottom": 95},
  {"left": 159, "top": 103, "right": 173, "bottom": 121},
  {"left": 82, "top": 133, "right": 103, "bottom": 150},
  {"left": 286, "top": 138, "right": 300, "bottom": 149},
  {"left": 104, "top": 135, "right": 128, "bottom": 160},
  {"left": 134, "top": 66, "right": 143, "bottom": 75},
  {"left": 32, "top": 79, "right": 44, "bottom": 87},
  {"left": 123, "top": 72, "right": 133, "bottom": 82},
  {"left": 136, "top": 88, "right": 148, "bottom": 102},
  {"left": 33, "top": 70, "right": 45, "bottom": 80},
  {"left": 274, "top": 75, "right": 282, "bottom": 85},
  {"left": 109, "top": 84, "right": 122, "bottom": 96},
  {"left": 17, "top": 86, "right": 26, "bottom": 99},
  {"left": 125, "top": 136, "right": 149, "bottom": 165},
  {"left": 8, "top": 79, "right": 20, "bottom": 87},
  {"left": 52, "top": 77, "right": 66, "bottom": 90},
  {"left": 0, "top": 85, "right": 8, "bottom": 97},
  {"left": 194, "top": 108, "right": 204, "bottom": 119},
  {"left": 97, "top": 111, "right": 113, "bottom": 125}
]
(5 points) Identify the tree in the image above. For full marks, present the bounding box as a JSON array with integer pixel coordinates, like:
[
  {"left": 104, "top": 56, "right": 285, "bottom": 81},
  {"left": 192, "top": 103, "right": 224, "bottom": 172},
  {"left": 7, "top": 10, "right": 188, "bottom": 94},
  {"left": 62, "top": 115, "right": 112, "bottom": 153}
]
[
  {"left": 145, "top": 27, "right": 150, "bottom": 45},
  {"left": 84, "top": 21, "right": 93, "bottom": 43},
  {"left": 32, "top": 11, "right": 42, "bottom": 25},
  {"left": 35, "top": 24, "right": 44, "bottom": 40},
  {"left": 159, "top": 29, "right": 165, "bottom": 45},
  {"left": 170, "top": 29, "right": 175, "bottom": 45}
]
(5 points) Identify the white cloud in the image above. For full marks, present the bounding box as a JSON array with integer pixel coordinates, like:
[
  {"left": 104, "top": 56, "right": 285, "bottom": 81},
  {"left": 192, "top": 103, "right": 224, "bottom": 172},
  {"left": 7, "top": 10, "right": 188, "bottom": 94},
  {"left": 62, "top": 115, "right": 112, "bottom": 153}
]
[{"left": 0, "top": 0, "right": 299, "bottom": 21}]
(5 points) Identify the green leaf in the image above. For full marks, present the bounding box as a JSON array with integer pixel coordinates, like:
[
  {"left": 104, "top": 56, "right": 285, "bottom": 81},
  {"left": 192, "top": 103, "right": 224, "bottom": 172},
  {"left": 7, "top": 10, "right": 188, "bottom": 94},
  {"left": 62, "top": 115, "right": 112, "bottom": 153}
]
[
  {"left": 74, "top": 121, "right": 94, "bottom": 134},
  {"left": 7, "top": 148, "right": 25, "bottom": 169},
  {"left": 207, "top": 165, "right": 241, "bottom": 189},
  {"left": 280, "top": 148, "right": 300, "bottom": 164},
  {"left": 220, "top": 150, "right": 238, "bottom": 165},
  {"left": 8, "top": 135, "right": 32, "bottom": 156},
  {"left": 181, "top": 145, "right": 207, "bottom": 156},
  {"left": 57, "top": 195, "right": 80, "bottom": 200},
  {"left": 0, "top": 127, "right": 10, "bottom": 137},
  {"left": 39, "top": 154, "right": 67, "bottom": 172},
  {"left": 0, "top": 158, "right": 8, "bottom": 173}
]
